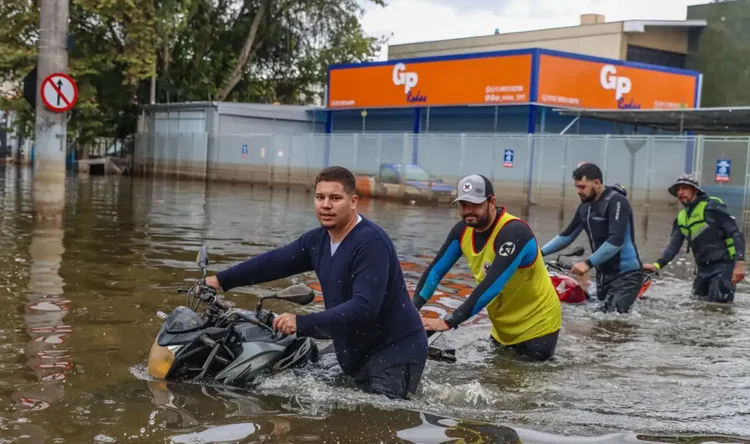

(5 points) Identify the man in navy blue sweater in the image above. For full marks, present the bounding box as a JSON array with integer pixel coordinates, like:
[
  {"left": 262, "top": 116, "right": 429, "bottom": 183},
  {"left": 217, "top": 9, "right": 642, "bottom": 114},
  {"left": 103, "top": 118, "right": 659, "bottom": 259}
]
[{"left": 204, "top": 166, "right": 428, "bottom": 400}]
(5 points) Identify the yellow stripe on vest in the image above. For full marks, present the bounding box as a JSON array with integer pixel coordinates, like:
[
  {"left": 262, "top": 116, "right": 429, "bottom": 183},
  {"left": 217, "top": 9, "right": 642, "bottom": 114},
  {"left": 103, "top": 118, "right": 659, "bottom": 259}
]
[{"left": 677, "top": 197, "right": 736, "bottom": 258}]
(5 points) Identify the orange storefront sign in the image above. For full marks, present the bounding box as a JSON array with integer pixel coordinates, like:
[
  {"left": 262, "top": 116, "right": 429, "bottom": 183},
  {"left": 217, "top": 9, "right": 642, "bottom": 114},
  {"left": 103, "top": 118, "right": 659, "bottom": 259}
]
[
  {"left": 537, "top": 53, "right": 698, "bottom": 110},
  {"left": 328, "top": 53, "right": 533, "bottom": 109}
]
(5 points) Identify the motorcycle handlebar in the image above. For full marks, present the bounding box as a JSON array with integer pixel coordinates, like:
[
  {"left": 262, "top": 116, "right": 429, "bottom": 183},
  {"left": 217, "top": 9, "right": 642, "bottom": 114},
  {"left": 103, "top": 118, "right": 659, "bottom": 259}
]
[
  {"left": 546, "top": 262, "right": 660, "bottom": 279},
  {"left": 208, "top": 294, "right": 230, "bottom": 310},
  {"left": 545, "top": 260, "right": 571, "bottom": 273},
  {"left": 177, "top": 282, "right": 230, "bottom": 312}
]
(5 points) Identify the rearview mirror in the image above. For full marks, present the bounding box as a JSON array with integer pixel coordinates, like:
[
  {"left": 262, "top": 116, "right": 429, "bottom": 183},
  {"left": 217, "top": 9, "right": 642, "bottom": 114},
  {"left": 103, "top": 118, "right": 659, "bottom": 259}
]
[
  {"left": 276, "top": 284, "right": 315, "bottom": 306},
  {"left": 197, "top": 245, "right": 209, "bottom": 268}
]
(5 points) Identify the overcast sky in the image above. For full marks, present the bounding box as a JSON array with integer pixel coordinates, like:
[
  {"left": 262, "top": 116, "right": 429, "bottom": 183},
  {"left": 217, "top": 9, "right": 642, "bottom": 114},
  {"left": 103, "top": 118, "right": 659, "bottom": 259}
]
[{"left": 361, "top": 0, "right": 713, "bottom": 59}]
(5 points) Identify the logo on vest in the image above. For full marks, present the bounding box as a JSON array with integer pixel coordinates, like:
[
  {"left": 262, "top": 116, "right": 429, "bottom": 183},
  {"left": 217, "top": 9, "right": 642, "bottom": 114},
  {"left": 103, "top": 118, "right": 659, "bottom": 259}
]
[
  {"left": 392, "top": 63, "right": 427, "bottom": 103},
  {"left": 499, "top": 241, "right": 515, "bottom": 256}
]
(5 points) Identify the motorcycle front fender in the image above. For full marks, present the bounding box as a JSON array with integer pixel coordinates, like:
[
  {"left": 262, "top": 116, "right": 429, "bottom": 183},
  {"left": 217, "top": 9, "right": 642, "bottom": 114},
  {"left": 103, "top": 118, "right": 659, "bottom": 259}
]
[{"left": 213, "top": 342, "right": 285, "bottom": 385}]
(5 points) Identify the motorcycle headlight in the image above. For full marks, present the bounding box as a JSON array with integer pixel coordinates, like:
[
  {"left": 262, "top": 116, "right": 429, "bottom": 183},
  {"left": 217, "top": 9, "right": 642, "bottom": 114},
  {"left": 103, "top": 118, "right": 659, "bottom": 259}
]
[{"left": 147, "top": 339, "right": 180, "bottom": 379}]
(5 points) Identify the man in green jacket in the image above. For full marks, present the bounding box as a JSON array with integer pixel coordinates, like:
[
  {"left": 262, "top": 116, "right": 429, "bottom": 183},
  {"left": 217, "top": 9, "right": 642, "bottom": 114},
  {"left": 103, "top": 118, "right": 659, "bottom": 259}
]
[{"left": 644, "top": 174, "right": 745, "bottom": 303}]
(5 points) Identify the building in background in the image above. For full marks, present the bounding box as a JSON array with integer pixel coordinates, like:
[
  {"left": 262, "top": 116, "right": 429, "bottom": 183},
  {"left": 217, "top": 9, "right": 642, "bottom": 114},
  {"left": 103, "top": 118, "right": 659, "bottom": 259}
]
[
  {"left": 134, "top": 5, "right": 750, "bottom": 208},
  {"left": 322, "top": 13, "right": 707, "bottom": 137},
  {"left": 1, "top": 80, "right": 19, "bottom": 162},
  {"left": 388, "top": 14, "right": 706, "bottom": 71},
  {"left": 324, "top": 46, "right": 701, "bottom": 135}
]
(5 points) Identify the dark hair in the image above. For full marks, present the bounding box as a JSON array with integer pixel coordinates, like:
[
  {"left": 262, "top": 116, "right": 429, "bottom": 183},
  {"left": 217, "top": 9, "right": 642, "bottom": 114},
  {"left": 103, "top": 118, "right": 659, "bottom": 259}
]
[
  {"left": 315, "top": 166, "right": 357, "bottom": 196},
  {"left": 572, "top": 163, "right": 603, "bottom": 182}
]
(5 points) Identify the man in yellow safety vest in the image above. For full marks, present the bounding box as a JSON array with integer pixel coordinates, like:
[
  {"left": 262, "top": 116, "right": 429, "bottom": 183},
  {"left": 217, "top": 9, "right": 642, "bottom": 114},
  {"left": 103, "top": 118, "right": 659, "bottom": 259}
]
[
  {"left": 644, "top": 174, "right": 745, "bottom": 303},
  {"left": 414, "top": 174, "right": 561, "bottom": 361}
]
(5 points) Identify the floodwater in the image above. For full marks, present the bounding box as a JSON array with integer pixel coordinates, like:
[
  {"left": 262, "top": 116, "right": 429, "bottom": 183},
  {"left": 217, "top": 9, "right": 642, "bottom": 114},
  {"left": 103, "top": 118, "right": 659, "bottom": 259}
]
[{"left": 1, "top": 165, "right": 749, "bottom": 444}]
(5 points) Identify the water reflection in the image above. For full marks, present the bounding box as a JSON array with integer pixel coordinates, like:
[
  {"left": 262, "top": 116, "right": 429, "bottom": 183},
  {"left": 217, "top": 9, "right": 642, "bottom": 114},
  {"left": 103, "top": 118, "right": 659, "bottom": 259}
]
[
  {"left": 148, "top": 380, "right": 524, "bottom": 444},
  {"left": 0, "top": 170, "right": 749, "bottom": 442},
  {"left": 397, "top": 412, "right": 522, "bottom": 443},
  {"left": 13, "top": 191, "right": 71, "bottom": 414},
  {"left": 148, "top": 382, "right": 292, "bottom": 442},
  {"left": 145, "top": 379, "right": 750, "bottom": 444}
]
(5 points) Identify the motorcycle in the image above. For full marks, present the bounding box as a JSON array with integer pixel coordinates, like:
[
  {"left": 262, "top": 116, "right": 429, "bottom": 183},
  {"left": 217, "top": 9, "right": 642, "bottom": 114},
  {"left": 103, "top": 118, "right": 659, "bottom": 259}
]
[
  {"left": 545, "top": 246, "right": 656, "bottom": 304},
  {"left": 147, "top": 245, "right": 320, "bottom": 387}
]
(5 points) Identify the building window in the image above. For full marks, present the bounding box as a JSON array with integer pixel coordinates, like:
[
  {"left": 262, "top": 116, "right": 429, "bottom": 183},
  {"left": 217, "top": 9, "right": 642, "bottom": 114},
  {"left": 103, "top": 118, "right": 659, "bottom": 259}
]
[{"left": 626, "top": 44, "right": 686, "bottom": 69}]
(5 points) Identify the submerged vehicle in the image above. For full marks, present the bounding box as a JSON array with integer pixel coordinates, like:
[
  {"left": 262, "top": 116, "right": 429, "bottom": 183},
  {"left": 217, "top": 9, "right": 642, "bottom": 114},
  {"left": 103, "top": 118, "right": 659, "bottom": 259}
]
[
  {"left": 545, "top": 246, "right": 656, "bottom": 304},
  {"left": 355, "top": 163, "right": 457, "bottom": 204},
  {"left": 147, "top": 245, "right": 320, "bottom": 386}
]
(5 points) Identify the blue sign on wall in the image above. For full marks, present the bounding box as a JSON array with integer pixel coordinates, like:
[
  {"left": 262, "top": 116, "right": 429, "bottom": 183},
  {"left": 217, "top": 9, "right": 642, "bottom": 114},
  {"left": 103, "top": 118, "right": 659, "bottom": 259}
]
[
  {"left": 715, "top": 159, "right": 730, "bottom": 182},
  {"left": 504, "top": 149, "right": 514, "bottom": 168},
  {"left": 242, "top": 144, "right": 248, "bottom": 158}
]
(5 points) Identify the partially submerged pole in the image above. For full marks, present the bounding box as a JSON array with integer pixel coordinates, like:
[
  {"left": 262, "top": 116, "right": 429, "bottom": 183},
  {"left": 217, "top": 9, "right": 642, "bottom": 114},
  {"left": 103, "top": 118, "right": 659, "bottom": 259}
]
[{"left": 32, "top": 0, "right": 70, "bottom": 220}]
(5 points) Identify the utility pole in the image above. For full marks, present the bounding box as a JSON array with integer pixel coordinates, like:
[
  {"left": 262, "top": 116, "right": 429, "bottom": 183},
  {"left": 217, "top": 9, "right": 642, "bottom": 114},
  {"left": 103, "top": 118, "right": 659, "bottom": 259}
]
[
  {"left": 14, "top": 0, "right": 71, "bottom": 415},
  {"left": 150, "top": 64, "right": 156, "bottom": 104},
  {"left": 33, "top": 0, "right": 70, "bottom": 220}
]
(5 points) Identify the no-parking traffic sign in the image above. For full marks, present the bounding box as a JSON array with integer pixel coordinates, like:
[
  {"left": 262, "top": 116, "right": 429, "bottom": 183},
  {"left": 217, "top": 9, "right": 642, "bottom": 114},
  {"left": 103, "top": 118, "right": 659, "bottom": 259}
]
[{"left": 40, "top": 72, "right": 78, "bottom": 113}]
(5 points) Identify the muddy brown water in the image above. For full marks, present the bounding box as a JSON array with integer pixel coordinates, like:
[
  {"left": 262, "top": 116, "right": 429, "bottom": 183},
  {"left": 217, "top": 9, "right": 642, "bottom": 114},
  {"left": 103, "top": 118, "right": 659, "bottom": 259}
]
[{"left": 1, "top": 165, "right": 749, "bottom": 443}]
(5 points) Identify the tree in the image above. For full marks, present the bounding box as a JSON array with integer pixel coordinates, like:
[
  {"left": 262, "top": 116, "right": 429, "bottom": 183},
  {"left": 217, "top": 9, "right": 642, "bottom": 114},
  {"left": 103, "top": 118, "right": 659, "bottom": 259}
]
[
  {"left": 687, "top": 0, "right": 750, "bottom": 106},
  {"left": 149, "top": 0, "right": 387, "bottom": 104},
  {"left": 0, "top": 0, "right": 388, "bottom": 144}
]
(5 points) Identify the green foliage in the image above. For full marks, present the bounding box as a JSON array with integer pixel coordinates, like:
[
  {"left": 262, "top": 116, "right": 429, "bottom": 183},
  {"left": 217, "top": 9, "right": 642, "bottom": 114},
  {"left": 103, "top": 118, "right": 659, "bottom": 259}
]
[
  {"left": 0, "top": 0, "right": 387, "bottom": 142},
  {"left": 0, "top": 0, "right": 39, "bottom": 139},
  {"left": 687, "top": 0, "right": 750, "bottom": 106}
]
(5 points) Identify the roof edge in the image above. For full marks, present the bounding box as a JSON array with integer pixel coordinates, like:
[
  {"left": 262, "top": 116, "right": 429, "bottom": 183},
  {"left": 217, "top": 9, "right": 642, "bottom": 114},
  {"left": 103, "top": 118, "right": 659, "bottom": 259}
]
[
  {"left": 142, "top": 101, "right": 326, "bottom": 113},
  {"left": 142, "top": 101, "right": 219, "bottom": 111},
  {"left": 623, "top": 19, "right": 708, "bottom": 32},
  {"left": 554, "top": 105, "right": 750, "bottom": 114},
  {"left": 387, "top": 21, "right": 623, "bottom": 49}
]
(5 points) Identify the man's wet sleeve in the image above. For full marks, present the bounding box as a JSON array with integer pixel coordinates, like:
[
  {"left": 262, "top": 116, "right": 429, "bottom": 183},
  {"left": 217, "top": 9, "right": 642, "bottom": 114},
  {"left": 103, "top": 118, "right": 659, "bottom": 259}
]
[
  {"left": 655, "top": 219, "right": 685, "bottom": 269},
  {"left": 217, "top": 231, "right": 314, "bottom": 291},
  {"left": 412, "top": 222, "right": 464, "bottom": 309},
  {"left": 706, "top": 201, "right": 746, "bottom": 261},
  {"left": 444, "top": 220, "right": 537, "bottom": 327},
  {"left": 540, "top": 208, "right": 583, "bottom": 256},
  {"left": 586, "top": 196, "right": 628, "bottom": 267}
]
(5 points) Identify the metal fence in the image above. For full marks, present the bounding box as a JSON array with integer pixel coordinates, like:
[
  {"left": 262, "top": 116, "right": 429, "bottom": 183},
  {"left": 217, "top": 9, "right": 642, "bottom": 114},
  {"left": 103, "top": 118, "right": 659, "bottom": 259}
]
[{"left": 133, "top": 132, "right": 750, "bottom": 213}]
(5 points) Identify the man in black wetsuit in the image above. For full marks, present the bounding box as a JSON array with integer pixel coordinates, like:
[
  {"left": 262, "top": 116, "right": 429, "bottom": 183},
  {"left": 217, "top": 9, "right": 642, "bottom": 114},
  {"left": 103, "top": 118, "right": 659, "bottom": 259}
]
[
  {"left": 643, "top": 174, "right": 745, "bottom": 303},
  {"left": 540, "top": 163, "right": 644, "bottom": 313}
]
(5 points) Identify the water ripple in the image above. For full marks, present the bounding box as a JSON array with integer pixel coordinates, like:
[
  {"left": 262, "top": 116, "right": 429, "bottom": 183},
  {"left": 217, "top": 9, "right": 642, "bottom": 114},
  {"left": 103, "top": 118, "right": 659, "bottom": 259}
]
[{"left": 0, "top": 168, "right": 748, "bottom": 443}]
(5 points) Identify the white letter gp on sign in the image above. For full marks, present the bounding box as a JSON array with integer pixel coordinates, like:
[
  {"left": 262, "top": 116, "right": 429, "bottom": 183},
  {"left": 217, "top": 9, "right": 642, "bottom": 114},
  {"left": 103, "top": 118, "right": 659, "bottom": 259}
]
[
  {"left": 392, "top": 63, "right": 418, "bottom": 94},
  {"left": 600, "top": 64, "right": 631, "bottom": 100}
]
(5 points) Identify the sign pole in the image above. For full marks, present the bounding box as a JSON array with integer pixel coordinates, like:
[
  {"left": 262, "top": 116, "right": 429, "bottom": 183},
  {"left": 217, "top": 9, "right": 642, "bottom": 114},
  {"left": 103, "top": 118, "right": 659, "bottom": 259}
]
[
  {"left": 32, "top": 0, "right": 70, "bottom": 221},
  {"left": 20, "top": 0, "right": 71, "bottom": 414}
]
